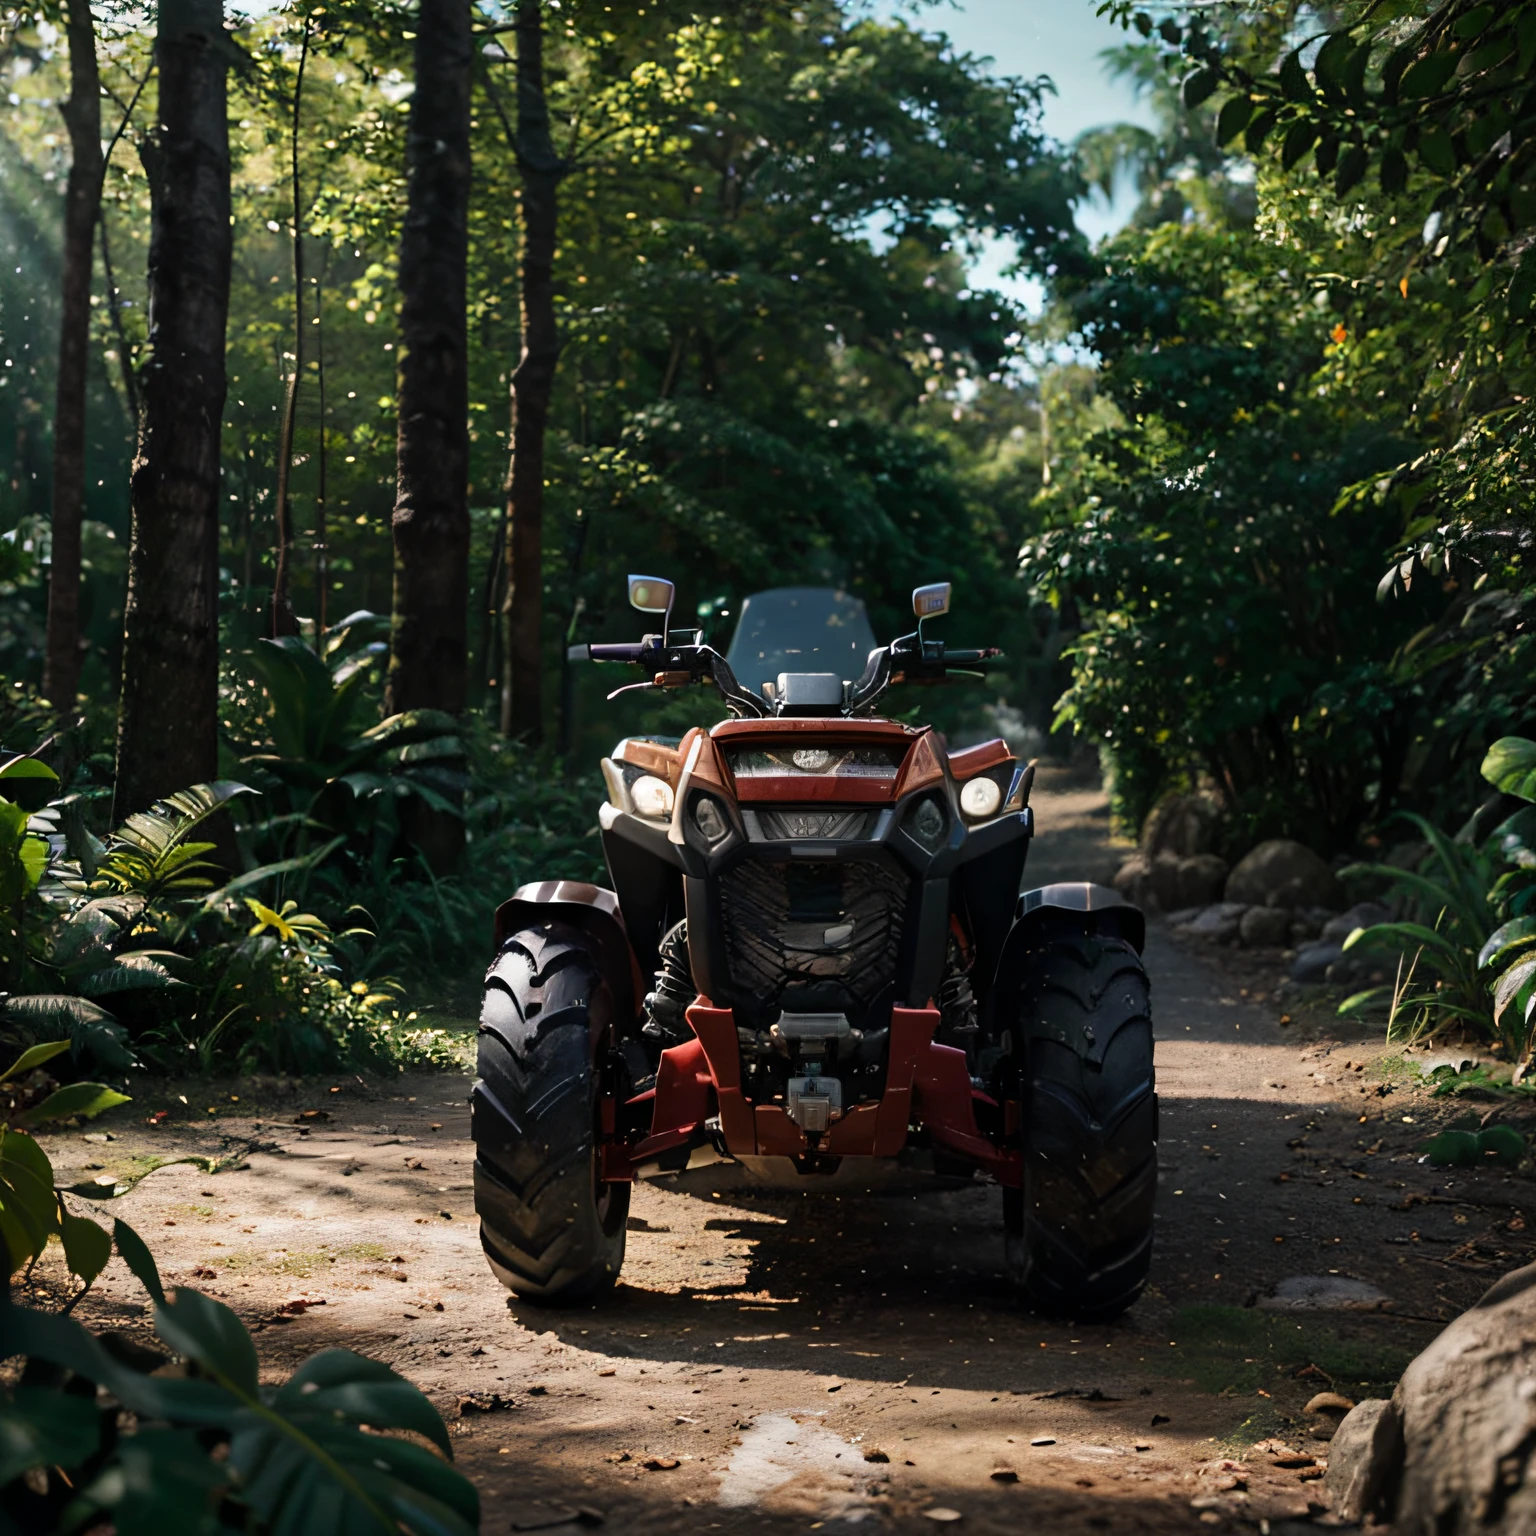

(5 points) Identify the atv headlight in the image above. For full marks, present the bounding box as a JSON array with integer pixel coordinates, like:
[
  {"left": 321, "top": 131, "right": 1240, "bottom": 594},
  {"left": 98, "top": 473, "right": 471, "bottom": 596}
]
[
  {"left": 959, "top": 775, "right": 1003, "bottom": 821},
  {"left": 631, "top": 774, "right": 675, "bottom": 820}
]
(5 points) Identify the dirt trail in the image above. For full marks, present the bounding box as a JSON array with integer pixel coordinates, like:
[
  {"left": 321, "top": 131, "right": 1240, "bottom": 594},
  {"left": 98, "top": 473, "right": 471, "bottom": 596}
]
[{"left": 33, "top": 763, "right": 1536, "bottom": 1534}]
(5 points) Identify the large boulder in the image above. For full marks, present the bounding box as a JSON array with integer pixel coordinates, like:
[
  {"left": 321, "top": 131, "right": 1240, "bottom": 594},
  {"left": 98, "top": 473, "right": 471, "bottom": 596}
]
[
  {"left": 1225, "top": 839, "right": 1340, "bottom": 910},
  {"left": 1391, "top": 1261, "right": 1536, "bottom": 1534},
  {"left": 1141, "top": 792, "right": 1223, "bottom": 861},
  {"left": 1112, "top": 854, "right": 1152, "bottom": 906},
  {"left": 1149, "top": 852, "right": 1229, "bottom": 912},
  {"left": 1322, "top": 1261, "right": 1536, "bottom": 1533}
]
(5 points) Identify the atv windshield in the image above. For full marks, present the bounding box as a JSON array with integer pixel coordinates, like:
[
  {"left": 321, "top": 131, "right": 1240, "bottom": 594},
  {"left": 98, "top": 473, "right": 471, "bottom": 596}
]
[{"left": 723, "top": 587, "right": 879, "bottom": 698}]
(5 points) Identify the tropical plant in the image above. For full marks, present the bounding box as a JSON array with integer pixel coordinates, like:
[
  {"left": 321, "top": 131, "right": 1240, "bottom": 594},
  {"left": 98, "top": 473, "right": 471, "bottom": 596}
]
[
  {"left": 231, "top": 617, "right": 468, "bottom": 876},
  {"left": 0, "top": 1213, "right": 478, "bottom": 1534},
  {"left": 0, "top": 1038, "right": 126, "bottom": 1292},
  {"left": 1476, "top": 737, "right": 1536, "bottom": 1070},
  {"left": 1340, "top": 737, "right": 1536, "bottom": 1075}
]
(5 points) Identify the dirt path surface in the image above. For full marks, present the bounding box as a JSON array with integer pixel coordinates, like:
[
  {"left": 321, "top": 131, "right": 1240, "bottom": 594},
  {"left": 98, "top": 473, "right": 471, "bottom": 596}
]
[{"left": 32, "top": 764, "right": 1536, "bottom": 1534}]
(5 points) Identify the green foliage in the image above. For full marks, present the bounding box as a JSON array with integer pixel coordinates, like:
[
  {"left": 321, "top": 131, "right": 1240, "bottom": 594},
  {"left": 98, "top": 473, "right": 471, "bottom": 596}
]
[
  {"left": 0, "top": 1216, "right": 477, "bottom": 1534},
  {"left": 1022, "top": 219, "right": 1412, "bottom": 845},
  {"left": 1340, "top": 738, "right": 1536, "bottom": 1070},
  {"left": 0, "top": 1039, "right": 126, "bottom": 1280},
  {"left": 1421, "top": 1123, "right": 1526, "bottom": 1167}
]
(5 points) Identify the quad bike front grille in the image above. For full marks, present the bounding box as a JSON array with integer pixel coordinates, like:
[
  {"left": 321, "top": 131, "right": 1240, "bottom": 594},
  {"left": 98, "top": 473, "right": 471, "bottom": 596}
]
[{"left": 716, "top": 852, "right": 909, "bottom": 1031}]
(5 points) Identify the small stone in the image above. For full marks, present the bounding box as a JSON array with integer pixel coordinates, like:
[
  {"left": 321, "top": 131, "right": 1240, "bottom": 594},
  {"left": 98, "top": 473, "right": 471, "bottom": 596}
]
[
  {"left": 989, "top": 1468, "right": 1018, "bottom": 1483},
  {"left": 922, "top": 1510, "right": 963, "bottom": 1524},
  {"left": 642, "top": 1456, "right": 679, "bottom": 1471},
  {"left": 863, "top": 1448, "right": 889, "bottom": 1463},
  {"left": 1030, "top": 1436, "right": 1056, "bottom": 1447}
]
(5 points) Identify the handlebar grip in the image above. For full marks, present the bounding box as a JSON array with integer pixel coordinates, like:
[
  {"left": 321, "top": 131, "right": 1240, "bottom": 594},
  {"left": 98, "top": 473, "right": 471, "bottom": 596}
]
[
  {"left": 944, "top": 647, "right": 1003, "bottom": 665},
  {"left": 587, "top": 642, "right": 647, "bottom": 663},
  {"left": 566, "top": 643, "right": 590, "bottom": 662}
]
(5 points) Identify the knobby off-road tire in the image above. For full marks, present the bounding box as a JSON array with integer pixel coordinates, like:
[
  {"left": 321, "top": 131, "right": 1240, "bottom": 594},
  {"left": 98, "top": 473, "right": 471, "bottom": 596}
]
[
  {"left": 472, "top": 922, "right": 629, "bottom": 1303},
  {"left": 1002, "top": 916, "right": 1156, "bottom": 1321}
]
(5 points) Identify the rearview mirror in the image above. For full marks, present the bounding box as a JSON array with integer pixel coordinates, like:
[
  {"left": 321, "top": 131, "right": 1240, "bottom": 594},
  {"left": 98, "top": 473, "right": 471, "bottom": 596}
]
[
  {"left": 628, "top": 574, "right": 675, "bottom": 635},
  {"left": 912, "top": 582, "right": 951, "bottom": 620}
]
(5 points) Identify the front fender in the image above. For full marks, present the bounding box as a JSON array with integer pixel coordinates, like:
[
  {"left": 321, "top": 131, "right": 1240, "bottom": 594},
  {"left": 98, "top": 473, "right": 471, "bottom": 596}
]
[
  {"left": 492, "top": 880, "right": 644, "bottom": 1022},
  {"left": 984, "top": 882, "right": 1145, "bottom": 1026}
]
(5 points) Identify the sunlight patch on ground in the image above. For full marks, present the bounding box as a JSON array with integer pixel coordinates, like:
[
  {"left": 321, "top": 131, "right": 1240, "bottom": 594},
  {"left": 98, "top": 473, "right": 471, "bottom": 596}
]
[{"left": 716, "top": 1410, "right": 872, "bottom": 1520}]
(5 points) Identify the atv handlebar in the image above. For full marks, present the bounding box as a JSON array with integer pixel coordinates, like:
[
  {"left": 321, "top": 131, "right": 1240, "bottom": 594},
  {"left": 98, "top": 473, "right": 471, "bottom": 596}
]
[{"left": 569, "top": 632, "right": 1002, "bottom": 719}]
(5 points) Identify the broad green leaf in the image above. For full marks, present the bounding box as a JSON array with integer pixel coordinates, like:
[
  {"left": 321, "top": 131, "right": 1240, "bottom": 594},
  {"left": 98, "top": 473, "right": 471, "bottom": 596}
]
[
  {"left": 155, "top": 1287, "right": 260, "bottom": 1398},
  {"left": 1416, "top": 124, "right": 1455, "bottom": 176},
  {"left": 0, "top": 1303, "right": 233, "bottom": 1425},
  {"left": 1336, "top": 143, "right": 1369, "bottom": 194},
  {"left": 113, "top": 1218, "right": 166, "bottom": 1305},
  {"left": 1280, "top": 119, "right": 1317, "bottom": 171},
  {"left": 0, "top": 1128, "right": 61, "bottom": 1272},
  {"left": 1244, "top": 108, "right": 1278, "bottom": 154},
  {"left": 60, "top": 1211, "right": 112, "bottom": 1284},
  {"left": 1312, "top": 31, "right": 1355, "bottom": 93},
  {"left": 1278, "top": 47, "right": 1310, "bottom": 101},
  {"left": 74, "top": 1425, "right": 234, "bottom": 1535},
  {"left": 1495, "top": 956, "right": 1536, "bottom": 1021},
  {"left": 0, "top": 758, "right": 58, "bottom": 783},
  {"left": 1214, "top": 94, "right": 1252, "bottom": 146},
  {"left": 1380, "top": 146, "right": 1408, "bottom": 194},
  {"left": 14, "top": 1083, "right": 131, "bottom": 1127},
  {"left": 1477, "top": 1124, "right": 1526, "bottom": 1164},
  {"left": 1399, "top": 50, "right": 1458, "bottom": 99},
  {"left": 1342, "top": 919, "right": 1457, "bottom": 956},
  {"left": 1182, "top": 68, "right": 1219, "bottom": 109},
  {"left": 1479, "top": 915, "right": 1536, "bottom": 969},
  {"left": 0, "top": 1386, "right": 99, "bottom": 1487},
  {"left": 276, "top": 1350, "right": 453, "bottom": 1456},
  {"left": 1483, "top": 737, "right": 1536, "bottom": 800},
  {"left": 0, "top": 1039, "right": 71, "bottom": 1084},
  {"left": 1422, "top": 1128, "right": 1481, "bottom": 1166}
]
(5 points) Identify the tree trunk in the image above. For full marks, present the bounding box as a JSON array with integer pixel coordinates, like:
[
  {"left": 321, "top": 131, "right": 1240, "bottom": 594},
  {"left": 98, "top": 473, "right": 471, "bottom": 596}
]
[
  {"left": 114, "top": 0, "right": 231, "bottom": 821},
  {"left": 387, "top": 0, "right": 471, "bottom": 718},
  {"left": 44, "top": 0, "right": 103, "bottom": 716},
  {"left": 270, "top": 18, "right": 308, "bottom": 639},
  {"left": 388, "top": 0, "right": 471, "bottom": 874},
  {"left": 500, "top": 0, "right": 564, "bottom": 742}
]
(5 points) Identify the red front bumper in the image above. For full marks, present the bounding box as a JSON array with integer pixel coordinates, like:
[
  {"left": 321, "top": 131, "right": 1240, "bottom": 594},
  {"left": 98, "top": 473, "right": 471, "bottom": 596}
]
[{"left": 606, "top": 1001, "right": 1021, "bottom": 1187}]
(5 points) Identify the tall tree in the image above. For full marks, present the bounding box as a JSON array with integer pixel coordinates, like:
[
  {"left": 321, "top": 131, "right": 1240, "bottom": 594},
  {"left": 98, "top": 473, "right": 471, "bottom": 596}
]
[
  {"left": 114, "top": 0, "right": 231, "bottom": 818},
  {"left": 499, "top": 0, "right": 562, "bottom": 741},
  {"left": 270, "top": 14, "right": 310, "bottom": 639},
  {"left": 387, "top": 0, "right": 471, "bottom": 718},
  {"left": 44, "top": 0, "right": 103, "bottom": 714}
]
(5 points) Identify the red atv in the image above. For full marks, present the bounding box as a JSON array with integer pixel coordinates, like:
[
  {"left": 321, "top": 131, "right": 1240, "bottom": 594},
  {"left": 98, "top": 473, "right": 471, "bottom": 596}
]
[{"left": 471, "top": 579, "right": 1156, "bottom": 1319}]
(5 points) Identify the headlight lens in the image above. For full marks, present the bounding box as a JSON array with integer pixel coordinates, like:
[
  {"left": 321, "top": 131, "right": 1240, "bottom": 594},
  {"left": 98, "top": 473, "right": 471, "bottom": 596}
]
[
  {"left": 631, "top": 774, "right": 675, "bottom": 820},
  {"left": 960, "top": 775, "right": 1003, "bottom": 821}
]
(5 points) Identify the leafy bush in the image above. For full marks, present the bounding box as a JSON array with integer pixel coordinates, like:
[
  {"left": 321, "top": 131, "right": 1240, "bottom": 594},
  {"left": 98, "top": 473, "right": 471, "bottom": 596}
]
[
  {"left": 0, "top": 1043, "right": 477, "bottom": 1530},
  {"left": 1341, "top": 738, "right": 1536, "bottom": 1075},
  {"left": 1, "top": 761, "right": 460, "bottom": 1077}
]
